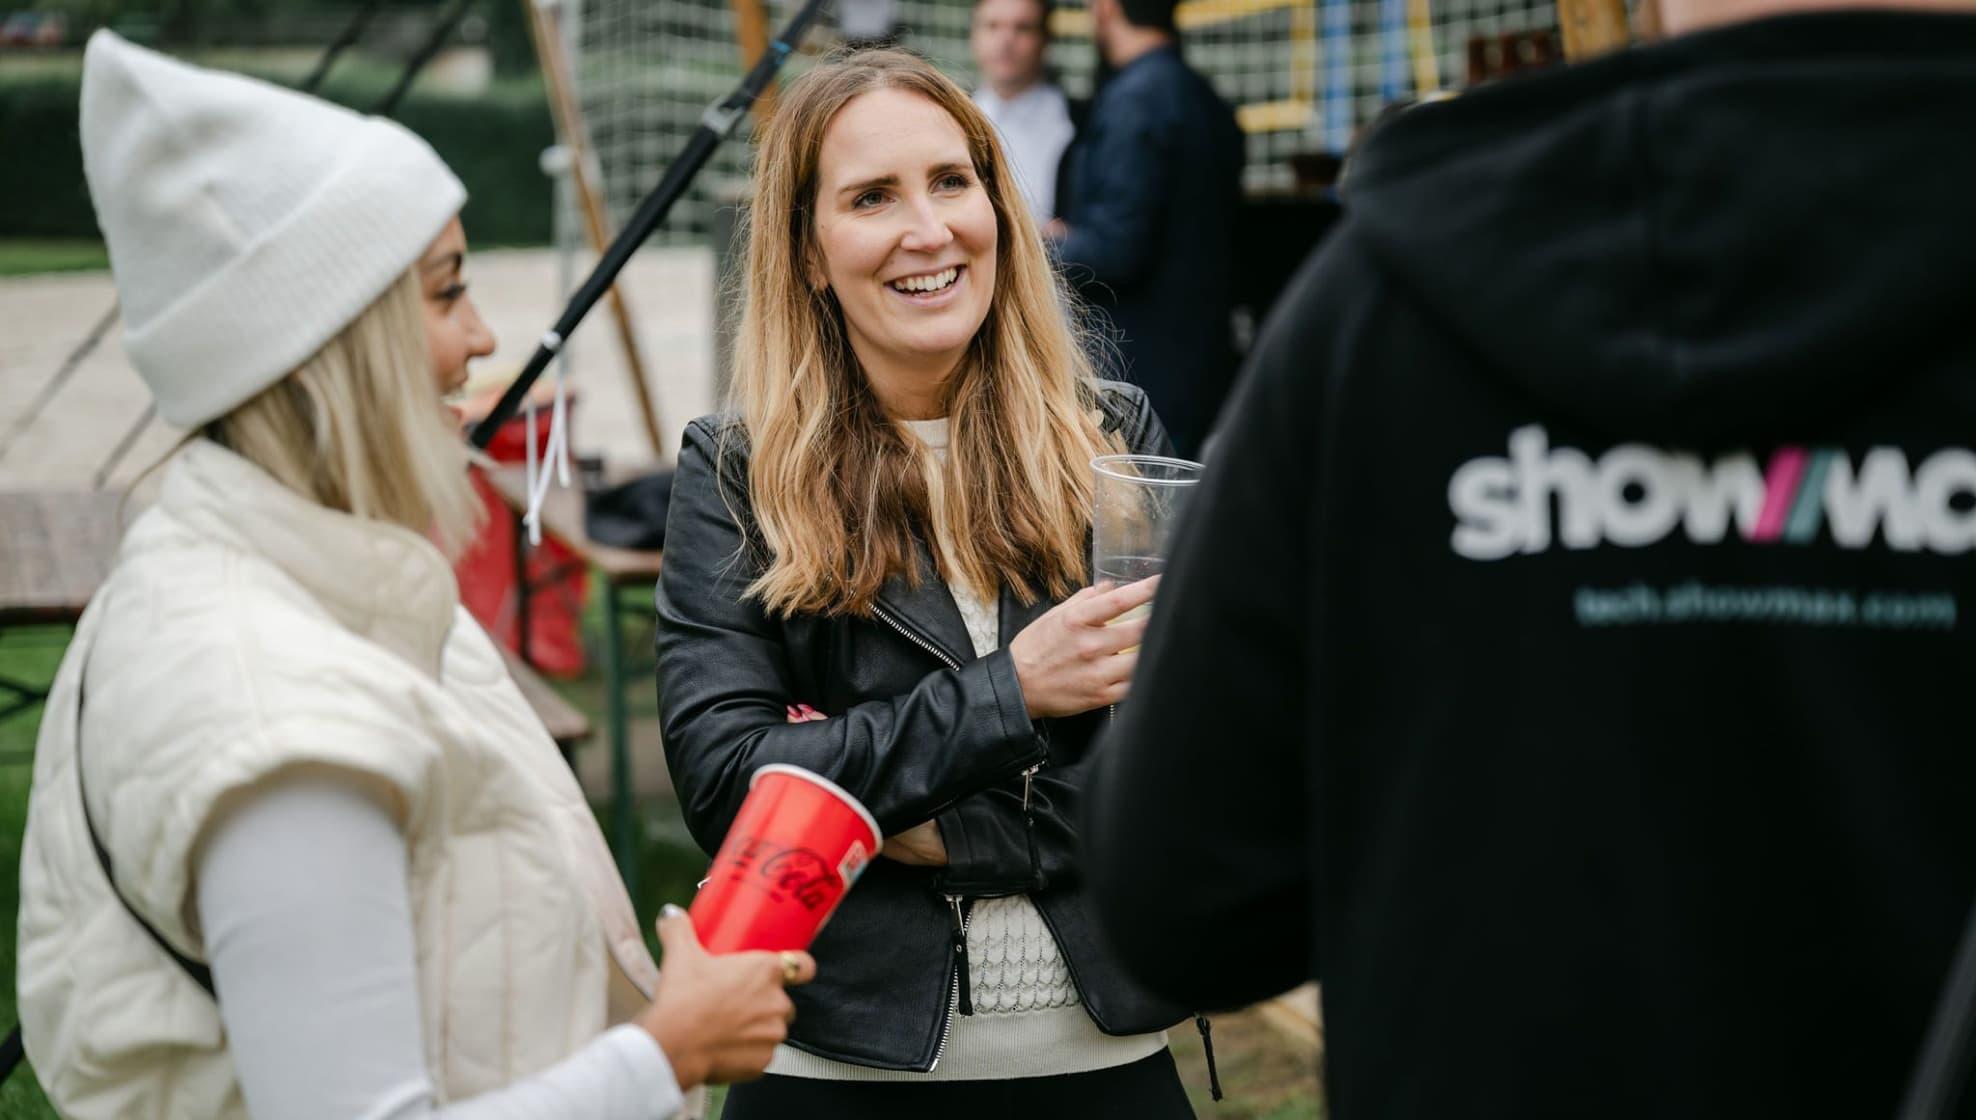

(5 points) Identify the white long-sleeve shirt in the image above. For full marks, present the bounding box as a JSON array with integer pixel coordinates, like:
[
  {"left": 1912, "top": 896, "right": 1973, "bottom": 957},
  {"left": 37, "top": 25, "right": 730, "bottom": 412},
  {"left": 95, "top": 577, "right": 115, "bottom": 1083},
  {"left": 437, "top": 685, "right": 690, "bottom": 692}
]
[{"left": 194, "top": 773, "right": 684, "bottom": 1120}]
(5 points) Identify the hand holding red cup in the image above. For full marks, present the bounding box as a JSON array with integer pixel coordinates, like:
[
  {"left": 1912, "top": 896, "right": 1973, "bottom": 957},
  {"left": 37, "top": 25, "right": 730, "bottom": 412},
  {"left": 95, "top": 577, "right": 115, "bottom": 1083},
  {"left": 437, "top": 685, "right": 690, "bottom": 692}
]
[{"left": 688, "top": 764, "right": 881, "bottom": 953}]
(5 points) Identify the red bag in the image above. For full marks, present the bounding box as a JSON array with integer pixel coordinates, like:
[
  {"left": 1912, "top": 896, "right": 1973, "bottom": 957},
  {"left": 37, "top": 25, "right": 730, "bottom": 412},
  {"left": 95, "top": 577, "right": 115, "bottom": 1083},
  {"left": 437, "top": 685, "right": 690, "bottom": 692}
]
[{"left": 454, "top": 414, "right": 589, "bottom": 678}]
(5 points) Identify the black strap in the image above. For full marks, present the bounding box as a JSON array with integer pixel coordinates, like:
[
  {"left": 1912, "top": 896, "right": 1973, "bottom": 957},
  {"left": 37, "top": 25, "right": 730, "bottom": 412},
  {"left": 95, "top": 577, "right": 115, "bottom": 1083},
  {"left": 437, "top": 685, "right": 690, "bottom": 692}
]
[
  {"left": 1900, "top": 893, "right": 1976, "bottom": 1119},
  {"left": 0, "top": 1024, "right": 23, "bottom": 1082},
  {"left": 0, "top": 657, "right": 220, "bottom": 1085},
  {"left": 73, "top": 666, "right": 217, "bottom": 997}
]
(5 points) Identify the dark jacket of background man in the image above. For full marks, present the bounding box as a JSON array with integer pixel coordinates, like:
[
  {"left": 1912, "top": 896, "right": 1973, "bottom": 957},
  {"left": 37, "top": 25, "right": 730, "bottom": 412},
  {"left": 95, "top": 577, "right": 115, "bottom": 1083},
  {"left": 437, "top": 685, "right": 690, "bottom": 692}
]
[
  {"left": 1086, "top": 11, "right": 1976, "bottom": 1119},
  {"left": 1056, "top": 0, "right": 1243, "bottom": 459}
]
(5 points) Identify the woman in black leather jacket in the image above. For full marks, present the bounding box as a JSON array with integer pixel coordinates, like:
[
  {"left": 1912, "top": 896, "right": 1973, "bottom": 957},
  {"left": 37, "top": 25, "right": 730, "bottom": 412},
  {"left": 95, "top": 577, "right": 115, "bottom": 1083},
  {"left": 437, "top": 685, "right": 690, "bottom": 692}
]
[{"left": 655, "top": 48, "right": 1198, "bottom": 1120}]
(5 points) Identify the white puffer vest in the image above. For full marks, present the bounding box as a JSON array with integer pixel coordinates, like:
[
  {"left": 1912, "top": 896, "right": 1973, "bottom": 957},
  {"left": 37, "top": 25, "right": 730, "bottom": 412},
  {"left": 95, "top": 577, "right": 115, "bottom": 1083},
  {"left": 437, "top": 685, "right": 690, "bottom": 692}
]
[{"left": 17, "top": 440, "right": 661, "bottom": 1118}]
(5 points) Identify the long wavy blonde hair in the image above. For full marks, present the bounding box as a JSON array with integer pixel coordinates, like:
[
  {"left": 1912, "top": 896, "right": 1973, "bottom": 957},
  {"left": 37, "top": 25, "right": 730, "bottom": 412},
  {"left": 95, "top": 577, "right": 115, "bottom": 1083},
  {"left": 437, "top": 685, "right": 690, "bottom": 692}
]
[{"left": 732, "top": 49, "right": 1118, "bottom": 617}]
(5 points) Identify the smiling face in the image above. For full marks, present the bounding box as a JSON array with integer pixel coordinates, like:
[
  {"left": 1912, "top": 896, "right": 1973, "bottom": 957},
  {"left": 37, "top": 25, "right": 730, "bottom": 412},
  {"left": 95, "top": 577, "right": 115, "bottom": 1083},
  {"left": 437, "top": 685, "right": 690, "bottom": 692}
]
[
  {"left": 418, "top": 217, "right": 496, "bottom": 398},
  {"left": 810, "top": 87, "right": 999, "bottom": 418}
]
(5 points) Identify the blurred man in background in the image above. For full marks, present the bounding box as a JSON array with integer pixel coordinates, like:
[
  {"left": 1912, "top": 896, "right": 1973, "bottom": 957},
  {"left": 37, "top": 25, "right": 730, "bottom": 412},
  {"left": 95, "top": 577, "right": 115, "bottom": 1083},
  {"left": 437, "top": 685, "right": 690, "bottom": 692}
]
[
  {"left": 970, "top": 0, "right": 1075, "bottom": 221},
  {"left": 1051, "top": 0, "right": 1242, "bottom": 458}
]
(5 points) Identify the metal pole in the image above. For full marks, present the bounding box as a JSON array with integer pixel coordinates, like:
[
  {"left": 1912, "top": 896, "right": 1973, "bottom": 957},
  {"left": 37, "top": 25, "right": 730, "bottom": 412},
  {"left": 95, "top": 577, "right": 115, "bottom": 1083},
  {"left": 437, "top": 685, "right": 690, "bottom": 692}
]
[
  {"left": 373, "top": 0, "right": 478, "bottom": 114},
  {"left": 472, "top": 0, "right": 831, "bottom": 448},
  {"left": 524, "top": 0, "right": 669, "bottom": 457},
  {"left": 728, "top": 0, "right": 782, "bottom": 121}
]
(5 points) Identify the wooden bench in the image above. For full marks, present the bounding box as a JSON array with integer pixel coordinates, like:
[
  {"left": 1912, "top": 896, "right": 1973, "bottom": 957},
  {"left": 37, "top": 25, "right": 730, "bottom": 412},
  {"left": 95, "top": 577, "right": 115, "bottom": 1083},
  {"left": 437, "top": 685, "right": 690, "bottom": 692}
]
[
  {"left": 0, "top": 491, "right": 124, "bottom": 628},
  {"left": 0, "top": 488, "right": 591, "bottom": 754},
  {"left": 0, "top": 490, "right": 125, "bottom": 722}
]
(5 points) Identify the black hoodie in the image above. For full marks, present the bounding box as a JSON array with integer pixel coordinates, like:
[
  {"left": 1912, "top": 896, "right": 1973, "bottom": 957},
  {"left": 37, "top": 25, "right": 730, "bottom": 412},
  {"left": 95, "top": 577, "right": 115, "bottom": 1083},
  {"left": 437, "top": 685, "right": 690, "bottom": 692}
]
[{"left": 1087, "top": 12, "right": 1976, "bottom": 1119}]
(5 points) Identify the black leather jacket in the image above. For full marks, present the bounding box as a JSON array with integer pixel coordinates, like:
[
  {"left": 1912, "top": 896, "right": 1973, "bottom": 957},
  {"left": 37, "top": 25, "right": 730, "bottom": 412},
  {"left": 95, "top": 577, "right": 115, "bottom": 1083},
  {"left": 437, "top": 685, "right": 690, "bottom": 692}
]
[{"left": 655, "top": 380, "right": 1191, "bottom": 1071}]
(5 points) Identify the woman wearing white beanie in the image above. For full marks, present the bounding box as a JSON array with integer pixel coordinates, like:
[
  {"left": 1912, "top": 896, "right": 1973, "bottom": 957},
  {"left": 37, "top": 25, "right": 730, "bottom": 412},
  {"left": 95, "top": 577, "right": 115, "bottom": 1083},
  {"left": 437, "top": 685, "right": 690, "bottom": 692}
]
[{"left": 15, "top": 32, "right": 808, "bottom": 1120}]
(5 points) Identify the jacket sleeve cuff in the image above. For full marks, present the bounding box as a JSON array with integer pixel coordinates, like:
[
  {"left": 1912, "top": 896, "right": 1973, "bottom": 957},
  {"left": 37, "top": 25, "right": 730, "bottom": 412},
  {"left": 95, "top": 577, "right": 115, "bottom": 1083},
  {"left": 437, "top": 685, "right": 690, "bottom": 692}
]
[
  {"left": 935, "top": 800, "right": 982, "bottom": 884},
  {"left": 936, "top": 791, "right": 1046, "bottom": 894},
  {"left": 974, "top": 648, "right": 1046, "bottom": 764},
  {"left": 935, "top": 650, "right": 1051, "bottom": 892}
]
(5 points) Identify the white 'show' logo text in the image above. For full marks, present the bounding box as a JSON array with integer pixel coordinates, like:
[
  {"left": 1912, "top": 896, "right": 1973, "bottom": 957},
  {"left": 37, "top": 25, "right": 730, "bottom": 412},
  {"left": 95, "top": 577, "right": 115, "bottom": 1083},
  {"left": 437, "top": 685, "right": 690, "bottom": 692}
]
[{"left": 1450, "top": 425, "right": 1976, "bottom": 560}]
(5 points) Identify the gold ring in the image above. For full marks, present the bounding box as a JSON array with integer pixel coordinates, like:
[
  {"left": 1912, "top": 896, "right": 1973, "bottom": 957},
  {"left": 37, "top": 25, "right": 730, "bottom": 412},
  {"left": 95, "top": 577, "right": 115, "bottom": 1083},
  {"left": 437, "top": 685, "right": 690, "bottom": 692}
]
[{"left": 779, "top": 951, "right": 803, "bottom": 985}]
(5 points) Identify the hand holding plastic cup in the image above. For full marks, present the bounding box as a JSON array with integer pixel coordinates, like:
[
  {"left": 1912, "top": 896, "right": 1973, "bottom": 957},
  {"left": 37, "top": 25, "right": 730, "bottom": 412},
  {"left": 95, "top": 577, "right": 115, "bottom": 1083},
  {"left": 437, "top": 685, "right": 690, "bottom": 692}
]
[
  {"left": 1091, "top": 454, "right": 1204, "bottom": 631},
  {"left": 687, "top": 764, "right": 881, "bottom": 953}
]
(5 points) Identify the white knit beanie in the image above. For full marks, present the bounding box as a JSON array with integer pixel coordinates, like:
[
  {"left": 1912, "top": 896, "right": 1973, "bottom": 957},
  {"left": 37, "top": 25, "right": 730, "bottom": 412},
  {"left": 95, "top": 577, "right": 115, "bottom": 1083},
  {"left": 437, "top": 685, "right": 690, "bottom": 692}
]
[{"left": 80, "top": 31, "right": 466, "bottom": 430}]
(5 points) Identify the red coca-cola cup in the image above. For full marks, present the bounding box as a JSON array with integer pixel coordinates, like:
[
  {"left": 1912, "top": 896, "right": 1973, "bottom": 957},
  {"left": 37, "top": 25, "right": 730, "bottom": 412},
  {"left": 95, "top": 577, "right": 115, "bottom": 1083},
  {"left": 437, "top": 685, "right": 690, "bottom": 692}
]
[{"left": 688, "top": 764, "right": 881, "bottom": 953}]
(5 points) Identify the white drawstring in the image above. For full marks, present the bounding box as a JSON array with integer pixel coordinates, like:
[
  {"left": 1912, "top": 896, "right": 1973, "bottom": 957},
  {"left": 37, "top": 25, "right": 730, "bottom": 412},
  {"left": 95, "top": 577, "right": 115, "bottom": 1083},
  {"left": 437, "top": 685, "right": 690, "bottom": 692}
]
[
  {"left": 520, "top": 365, "right": 572, "bottom": 548},
  {"left": 523, "top": 397, "right": 539, "bottom": 544}
]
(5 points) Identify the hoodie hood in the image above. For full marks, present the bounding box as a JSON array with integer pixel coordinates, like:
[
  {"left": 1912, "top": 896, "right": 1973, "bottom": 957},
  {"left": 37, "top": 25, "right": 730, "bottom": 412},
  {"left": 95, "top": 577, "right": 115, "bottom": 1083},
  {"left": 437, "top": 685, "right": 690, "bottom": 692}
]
[{"left": 1349, "top": 10, "right": 1976, "bottom": 444}]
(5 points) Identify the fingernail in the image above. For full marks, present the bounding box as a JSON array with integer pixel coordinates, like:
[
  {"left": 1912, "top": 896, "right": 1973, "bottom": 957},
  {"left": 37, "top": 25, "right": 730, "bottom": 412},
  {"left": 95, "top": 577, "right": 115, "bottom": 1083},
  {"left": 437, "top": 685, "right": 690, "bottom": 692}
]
[{"left": 662, "top": 903, "right": 687, "bottom": 920}]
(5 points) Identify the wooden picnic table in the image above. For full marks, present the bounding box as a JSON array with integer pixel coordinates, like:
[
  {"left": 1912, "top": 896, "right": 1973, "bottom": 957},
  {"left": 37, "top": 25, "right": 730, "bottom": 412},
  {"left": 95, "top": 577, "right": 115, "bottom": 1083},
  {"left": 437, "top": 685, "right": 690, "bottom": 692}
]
[
  {"left": 0, "top": 488, "right": 591, "bottom": 752},
  {"left": 0, "top": 491, "right": 124, "bottom": 627},
  {"left": 0, "top": 490, "right": 125, "bottom": 723}
]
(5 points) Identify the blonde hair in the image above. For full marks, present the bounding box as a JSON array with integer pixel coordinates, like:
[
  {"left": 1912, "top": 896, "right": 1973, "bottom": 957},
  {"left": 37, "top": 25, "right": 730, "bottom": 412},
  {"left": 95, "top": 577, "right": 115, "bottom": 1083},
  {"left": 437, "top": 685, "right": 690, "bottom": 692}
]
[
  {"left": 733, "top": 48, "right": 1119, "bottom": 618},
  {"left": 204, "top": 270, "right": 481, "bottom": 556}
]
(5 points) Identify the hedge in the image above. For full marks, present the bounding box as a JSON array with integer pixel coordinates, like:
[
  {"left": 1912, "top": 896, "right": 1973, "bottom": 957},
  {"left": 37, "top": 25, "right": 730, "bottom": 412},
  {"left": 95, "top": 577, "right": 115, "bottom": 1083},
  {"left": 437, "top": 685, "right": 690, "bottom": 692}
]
[{"left": 0, "top": 65, "right": 557, "bottom": 246}]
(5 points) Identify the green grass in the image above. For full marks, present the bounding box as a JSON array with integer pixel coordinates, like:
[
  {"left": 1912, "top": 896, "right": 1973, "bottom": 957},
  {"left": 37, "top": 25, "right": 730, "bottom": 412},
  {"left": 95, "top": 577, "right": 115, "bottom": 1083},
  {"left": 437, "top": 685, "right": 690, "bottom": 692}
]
[
  {"left": 1172, "top": 1009, "right": 1324, "bottom": 1119},
  {"left": 0, "top": 241, "right": 107, "bottom": 277},
  {"left": 0, "top": 628, "right": 67, "bottom": 1118}
]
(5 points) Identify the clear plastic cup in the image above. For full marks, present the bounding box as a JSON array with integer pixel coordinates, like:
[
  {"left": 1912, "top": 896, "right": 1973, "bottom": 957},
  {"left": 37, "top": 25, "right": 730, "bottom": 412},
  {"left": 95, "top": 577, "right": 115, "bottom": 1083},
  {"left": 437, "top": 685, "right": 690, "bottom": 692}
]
[{"left": 1091, "top": 454, "right": 1204, "bottom": 627}]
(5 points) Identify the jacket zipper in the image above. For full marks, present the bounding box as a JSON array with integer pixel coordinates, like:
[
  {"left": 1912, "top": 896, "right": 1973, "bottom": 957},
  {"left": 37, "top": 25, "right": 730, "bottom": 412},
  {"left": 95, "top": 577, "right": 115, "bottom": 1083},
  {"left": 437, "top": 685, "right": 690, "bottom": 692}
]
[
  {"left": 871, "top": 603, "right": 963, "bottom": 671},
  {"left": 1196, "top": 1014, "right": 1224, "bottom": 1101},
  {"left": 878, "top": 605, "right": 1049, "bottom": 878},
  {"left": 871, "top": 602, "right": 1051, "bottom": 1070},
  {"left": 871, "top": 605, "right": 975, "bottom": 1073},
  {"left": 931, "top": 892, "right": 974, "bottom": 1070},
  {"left": 946, "top": 893, "right": 974, "bottom": 1017},
  {"left": 874, "top": 601, "right": 1048, "bottom": 877},
  {"left": 1021, "top": 761, "right": 1043, "bottom": 883}
]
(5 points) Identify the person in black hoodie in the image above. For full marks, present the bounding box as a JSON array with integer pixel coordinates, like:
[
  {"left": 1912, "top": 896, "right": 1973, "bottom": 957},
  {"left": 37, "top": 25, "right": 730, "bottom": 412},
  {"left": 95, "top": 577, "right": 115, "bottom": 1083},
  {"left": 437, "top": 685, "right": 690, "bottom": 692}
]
[{"left": 1085, "top": 4, "right": 1976, "bottom": 1118}]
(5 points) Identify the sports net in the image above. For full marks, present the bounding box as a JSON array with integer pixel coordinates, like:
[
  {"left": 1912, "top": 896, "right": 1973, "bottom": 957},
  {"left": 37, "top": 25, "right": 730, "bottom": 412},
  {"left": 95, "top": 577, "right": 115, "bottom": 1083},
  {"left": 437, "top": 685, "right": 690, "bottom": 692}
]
[{"left": 560, "top": 0, "right": 1570, "bottom": 242}]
